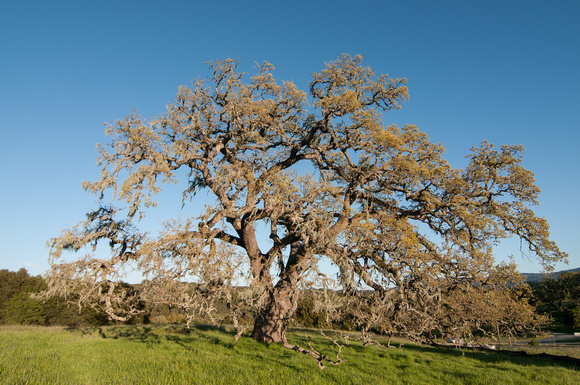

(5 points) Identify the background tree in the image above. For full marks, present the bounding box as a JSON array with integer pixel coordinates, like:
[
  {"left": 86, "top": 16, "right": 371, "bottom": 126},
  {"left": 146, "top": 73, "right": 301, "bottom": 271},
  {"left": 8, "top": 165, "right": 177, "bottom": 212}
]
[
  {"left": 533, "top": 276, "right": 566, "bottom": 312},
  {"left": 558, "top": 272, "right": 580, "bottom": 308},
  {"left": 45, "top": 55, "right": 566, "bottom": 364},
  {"left": 531, "top": 271, "right": 580, "bottom": 330},
  {"left": 0, "top": 269, "right": 45, "bottom": 325},
  {"left": 0, "top": 268, "right": 107, "bottom": 326}
]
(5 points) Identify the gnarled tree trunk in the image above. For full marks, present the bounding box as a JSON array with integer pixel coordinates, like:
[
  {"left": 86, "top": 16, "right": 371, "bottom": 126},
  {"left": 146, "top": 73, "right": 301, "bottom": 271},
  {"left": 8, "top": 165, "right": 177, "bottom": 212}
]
[{"left": 251, "top": 274, "right": 300, "bottom": 343}]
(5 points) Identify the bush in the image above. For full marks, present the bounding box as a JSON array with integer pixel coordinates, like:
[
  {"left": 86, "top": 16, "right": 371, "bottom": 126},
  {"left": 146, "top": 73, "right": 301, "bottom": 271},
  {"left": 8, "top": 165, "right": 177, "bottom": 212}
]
[
  {"left": 166, "top": 313, "right": 186, "bottom": 324},
  {"left": 149, "top": 315, "right": 168, "bottom": 324},
  {"left": 0, "top": 269, "right": 108, "bottom": 327},
  {"left": 2, "top": 292, "right": 46, "bottom": 325},
  {"left": 293, "top": 293, "right": 329, "bottom": 328}
]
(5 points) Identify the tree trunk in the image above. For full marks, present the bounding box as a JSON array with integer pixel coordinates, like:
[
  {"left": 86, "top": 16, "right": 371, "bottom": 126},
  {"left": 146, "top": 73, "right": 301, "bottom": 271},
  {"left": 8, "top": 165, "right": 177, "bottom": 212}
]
[{"left": 251, "top": 275, "right": 299, "bottom": 343}]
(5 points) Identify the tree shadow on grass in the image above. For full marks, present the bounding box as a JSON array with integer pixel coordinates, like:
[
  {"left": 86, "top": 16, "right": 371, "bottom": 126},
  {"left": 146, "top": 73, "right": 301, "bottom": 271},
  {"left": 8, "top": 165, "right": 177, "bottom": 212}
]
[
  {"left": 162, "top": 326, "right": 326, "bottom": 371},
  {"left": 72, "top": 325, "right": 580, "bottom": 373},
  {"left": 401, "top": 343, "right": 580, "bottom": 370},
  {"left": 72, "top": 325, "right": 163, "bottom": 344}
]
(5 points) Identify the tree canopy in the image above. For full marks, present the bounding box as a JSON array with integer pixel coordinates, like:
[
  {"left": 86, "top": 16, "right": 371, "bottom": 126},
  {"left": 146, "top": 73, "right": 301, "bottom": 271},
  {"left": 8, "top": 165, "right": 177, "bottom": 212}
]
[{"left": 45, "top": 54, "right": 566, "bottom": 367}]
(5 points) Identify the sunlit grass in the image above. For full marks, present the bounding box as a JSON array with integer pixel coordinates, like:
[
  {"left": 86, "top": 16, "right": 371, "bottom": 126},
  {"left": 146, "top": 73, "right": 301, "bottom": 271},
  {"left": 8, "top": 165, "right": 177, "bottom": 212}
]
[{"left": 0, "top": 325, "right": 578, "bottom": 384}]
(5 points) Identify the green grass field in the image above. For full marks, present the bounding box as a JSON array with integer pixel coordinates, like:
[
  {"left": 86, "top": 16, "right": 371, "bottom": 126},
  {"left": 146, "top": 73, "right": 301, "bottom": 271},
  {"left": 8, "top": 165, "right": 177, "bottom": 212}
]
[{"left": 0, "top": 325, "right": 578, "bottom": 384}]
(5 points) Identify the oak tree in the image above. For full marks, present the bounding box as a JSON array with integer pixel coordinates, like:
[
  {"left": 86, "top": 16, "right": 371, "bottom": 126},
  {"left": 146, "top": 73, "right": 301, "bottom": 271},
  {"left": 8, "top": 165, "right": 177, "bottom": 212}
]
[{"left": 46, "top": 55, "right": 566, "bottom": 365}]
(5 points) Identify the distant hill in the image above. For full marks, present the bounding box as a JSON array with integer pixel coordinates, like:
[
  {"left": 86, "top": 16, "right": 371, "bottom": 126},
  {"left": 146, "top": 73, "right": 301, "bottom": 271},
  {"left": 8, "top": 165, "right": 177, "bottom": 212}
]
[{"left": 521, "top": 267, "right": 580, "bottom": 284}]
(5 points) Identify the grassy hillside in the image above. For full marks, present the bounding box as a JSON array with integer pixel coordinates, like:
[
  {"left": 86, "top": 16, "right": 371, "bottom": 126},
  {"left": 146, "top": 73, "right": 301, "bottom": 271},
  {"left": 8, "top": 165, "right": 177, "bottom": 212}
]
[
  {"left": 521, "top": 267, "right": 580, "bottom": 284},
  {"left": 1, "top": 325, "right": 578, "bottom": 384}
]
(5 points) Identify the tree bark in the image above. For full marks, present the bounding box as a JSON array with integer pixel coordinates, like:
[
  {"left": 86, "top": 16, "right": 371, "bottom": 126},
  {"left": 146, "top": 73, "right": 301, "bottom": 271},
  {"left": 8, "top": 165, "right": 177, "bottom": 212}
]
[{"left": 251, "top": 275, "right": 299, "bottom": 343}]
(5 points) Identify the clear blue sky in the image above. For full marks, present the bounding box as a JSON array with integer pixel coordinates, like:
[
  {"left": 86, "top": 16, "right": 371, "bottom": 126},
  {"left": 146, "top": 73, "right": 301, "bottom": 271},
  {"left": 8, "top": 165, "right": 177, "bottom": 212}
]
[{"left": 1, "top": 0, "right": 578, "bottom": 277}]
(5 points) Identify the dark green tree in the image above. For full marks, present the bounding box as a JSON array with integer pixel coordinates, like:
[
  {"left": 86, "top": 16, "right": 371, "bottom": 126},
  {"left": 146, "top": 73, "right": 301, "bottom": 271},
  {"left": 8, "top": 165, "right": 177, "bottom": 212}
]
[
  {"left": 531, "top": 271, "right": 580, "bottom": 330},
  {"left": 0, "top": 268, "right": 108, "bottom": 326},
  {"left": 0, "top": 268, "right": 44, "bottom": 324}
]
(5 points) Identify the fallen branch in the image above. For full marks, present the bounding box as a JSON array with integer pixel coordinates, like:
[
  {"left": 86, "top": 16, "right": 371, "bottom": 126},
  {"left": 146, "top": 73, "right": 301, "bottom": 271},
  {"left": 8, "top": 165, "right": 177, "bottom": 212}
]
[{"left": 282, "top": 331, "right": 347, "bottom": 370}]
